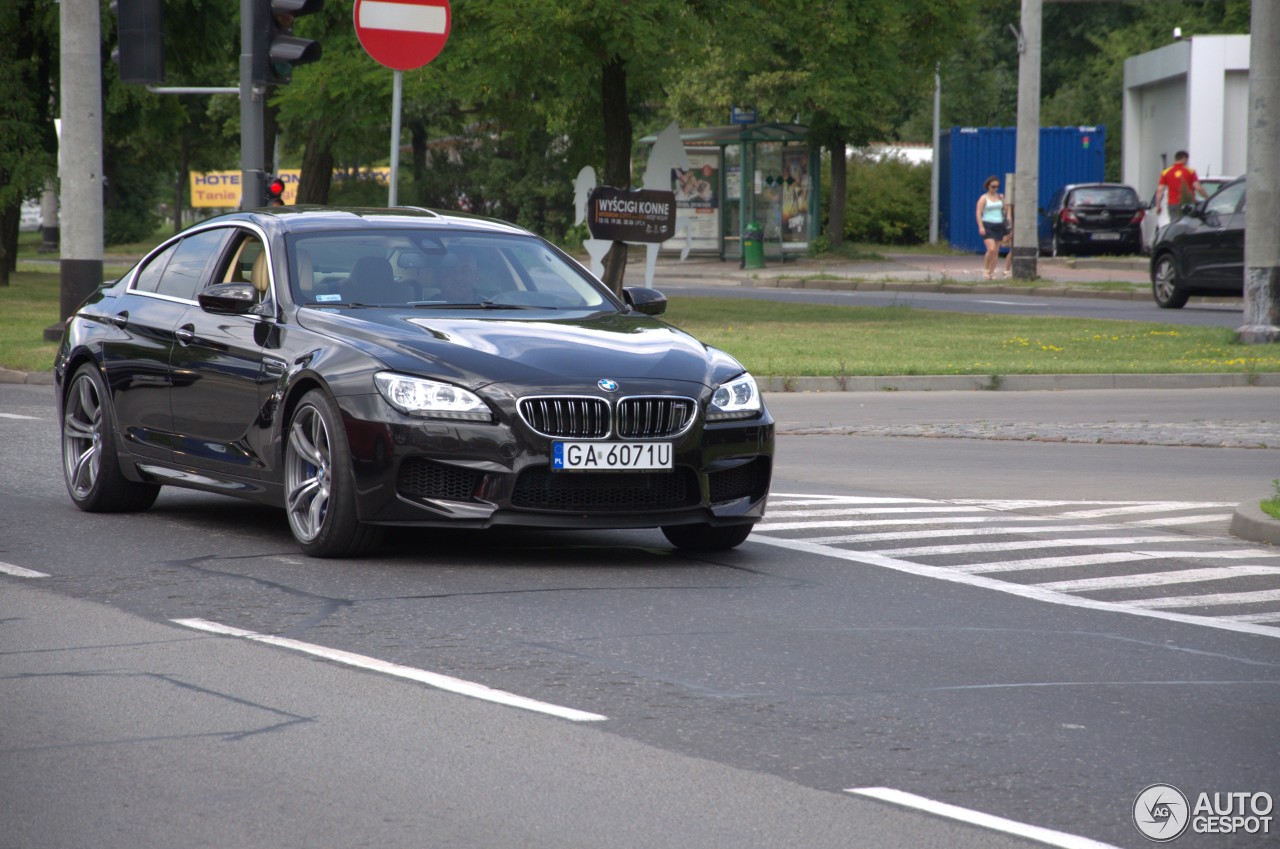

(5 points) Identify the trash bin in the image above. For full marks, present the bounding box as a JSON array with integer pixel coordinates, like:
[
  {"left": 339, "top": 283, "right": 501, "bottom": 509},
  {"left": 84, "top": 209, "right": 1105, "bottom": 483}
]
[{"left": 742, "top": 221, "right": 764, "bottom": 269}]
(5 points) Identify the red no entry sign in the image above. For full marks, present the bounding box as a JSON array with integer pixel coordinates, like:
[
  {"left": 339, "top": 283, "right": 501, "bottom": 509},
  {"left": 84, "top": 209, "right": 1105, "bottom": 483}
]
[{"left": 354, "top": 0, "right": 452, "bottom": 71}]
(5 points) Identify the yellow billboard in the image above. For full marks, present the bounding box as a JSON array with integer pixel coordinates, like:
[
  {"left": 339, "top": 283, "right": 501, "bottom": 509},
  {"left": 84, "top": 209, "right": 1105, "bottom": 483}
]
[{"left": 189, "top": 168, "right": 392, "bottom": 208}]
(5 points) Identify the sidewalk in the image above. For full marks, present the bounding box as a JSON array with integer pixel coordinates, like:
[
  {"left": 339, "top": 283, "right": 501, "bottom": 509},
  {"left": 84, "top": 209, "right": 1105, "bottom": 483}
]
[{"left": 651, "top": 249, "right": 1157, "bottom": 298}]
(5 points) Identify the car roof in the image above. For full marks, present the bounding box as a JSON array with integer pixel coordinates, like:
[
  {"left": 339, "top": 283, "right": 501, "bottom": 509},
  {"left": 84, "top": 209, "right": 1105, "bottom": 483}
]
[{"left": 195, "top": 206, "right": 535, "bottom": 239}]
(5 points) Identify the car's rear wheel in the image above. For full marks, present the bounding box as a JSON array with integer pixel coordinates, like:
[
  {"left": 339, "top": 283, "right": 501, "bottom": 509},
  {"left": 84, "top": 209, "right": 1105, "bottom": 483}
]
[
  {"left": 1151, "top": 254, "right": 1189, "bottom": 309},
  {"left": 285, "top": 390, "right": 383, "bottom": 557},
  {"left": 662, "top": 522, "right": 753, "bottom": 552},
  {"left": 61, "top": 363, "right": 161, "bottom": 513}
]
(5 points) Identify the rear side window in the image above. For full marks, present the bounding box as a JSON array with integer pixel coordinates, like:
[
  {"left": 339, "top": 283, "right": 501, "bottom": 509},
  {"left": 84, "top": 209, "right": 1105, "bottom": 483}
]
[
  {"left": 156, "top": 229, "right": 232, "bottom": 300},
  {"left": 132, "top": 243, "right": 177, "bottom": 294}
]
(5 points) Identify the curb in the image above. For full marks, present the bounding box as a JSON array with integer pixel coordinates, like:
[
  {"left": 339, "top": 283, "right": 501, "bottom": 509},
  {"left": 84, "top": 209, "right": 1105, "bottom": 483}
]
[
  {"left": 1230, "top": 501, "right": 1280, "bottom": 547},
  {"left": 0, "top": 368, "right": 54, "bottom": 386}
]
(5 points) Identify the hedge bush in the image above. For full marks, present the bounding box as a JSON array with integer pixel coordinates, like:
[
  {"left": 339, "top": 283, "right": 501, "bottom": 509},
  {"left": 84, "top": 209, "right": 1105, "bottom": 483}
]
[{"left": 841, "top": 154, "right": 932, "bottom": 245}]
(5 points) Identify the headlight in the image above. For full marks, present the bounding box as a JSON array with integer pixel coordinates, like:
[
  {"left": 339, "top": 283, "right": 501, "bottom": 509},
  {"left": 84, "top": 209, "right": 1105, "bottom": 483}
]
[
  {"left": 707, "top": 372, "right": 761, "bottom": 421},
  {"left": 374, "top": 372, "right": 492, "bottom": 421}
]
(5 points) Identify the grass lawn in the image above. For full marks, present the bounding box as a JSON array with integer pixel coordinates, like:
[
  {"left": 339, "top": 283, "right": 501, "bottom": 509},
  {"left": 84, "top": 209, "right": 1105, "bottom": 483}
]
[
  {"left": 5, "top": 262, "right": 1278, "bottom": 379},
  {"left": 662, "top": 296, "right": 1280, "bottom": 378}
]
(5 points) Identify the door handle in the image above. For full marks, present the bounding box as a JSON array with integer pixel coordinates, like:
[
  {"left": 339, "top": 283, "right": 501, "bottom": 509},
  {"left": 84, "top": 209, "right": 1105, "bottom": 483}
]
[
  {"left": 110, "top": 312, "right": 129, "bottom": 329},
  {"left": 174, "top": 324, "right": 196, "bottom": 345}
]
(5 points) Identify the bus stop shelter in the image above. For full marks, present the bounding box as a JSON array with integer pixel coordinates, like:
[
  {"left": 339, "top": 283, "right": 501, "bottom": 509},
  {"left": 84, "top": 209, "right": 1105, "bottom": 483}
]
[{"left": 640, "top": 123, "right": 820, "bottom": 262}]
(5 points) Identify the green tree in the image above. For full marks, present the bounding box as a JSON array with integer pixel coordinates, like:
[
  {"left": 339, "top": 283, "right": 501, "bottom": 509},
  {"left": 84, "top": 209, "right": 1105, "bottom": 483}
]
[
  {"left": 669, "top": 0, "right": 976, "bottom": 248},
  {"left": 0, "top": 0, "right": 58, "bottom": 283},
  {"left": 444, "top": 0, "right": 711, "bottom": 291}
]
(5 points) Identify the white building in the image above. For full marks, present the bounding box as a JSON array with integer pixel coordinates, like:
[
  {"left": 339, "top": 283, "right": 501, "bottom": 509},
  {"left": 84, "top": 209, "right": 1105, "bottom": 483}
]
[{"left": 1122, "top": 34, "right": 1250, "bottom": 200}]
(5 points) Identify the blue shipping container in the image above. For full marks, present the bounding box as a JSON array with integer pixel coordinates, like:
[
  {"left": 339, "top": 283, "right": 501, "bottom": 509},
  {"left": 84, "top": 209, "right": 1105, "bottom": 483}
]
[{"left": 939, "top": 126, "right": 1105, "bottom": 254}]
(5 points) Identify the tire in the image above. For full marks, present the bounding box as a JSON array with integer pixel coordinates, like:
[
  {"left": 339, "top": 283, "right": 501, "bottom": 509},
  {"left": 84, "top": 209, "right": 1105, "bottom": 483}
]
[
  {"left": 1151, "top": 253, "right": 1189, "bottom": 309},
  {"left": 661, "top": 522, "right": 754, "bottom": 552},
  {"left": 284, "top": 390, "right": 384, "bottom": 557},
  {"left": 61, "top": 363, "right": 161, "bottom": 513},
  {"left": 1051, "top": 233, "right": 1063, "bottom": 258}
]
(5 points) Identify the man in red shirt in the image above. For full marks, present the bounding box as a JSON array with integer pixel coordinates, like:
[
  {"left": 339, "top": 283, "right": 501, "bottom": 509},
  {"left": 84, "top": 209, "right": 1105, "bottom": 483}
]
[{"left": 1156, "top": 150, "right": 1207, "bottom": 221}]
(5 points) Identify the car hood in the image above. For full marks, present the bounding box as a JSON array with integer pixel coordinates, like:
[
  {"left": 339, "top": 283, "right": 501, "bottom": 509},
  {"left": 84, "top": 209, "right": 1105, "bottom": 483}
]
[{"left": 295, "top": 307, "right": 740, "bottom": 389}]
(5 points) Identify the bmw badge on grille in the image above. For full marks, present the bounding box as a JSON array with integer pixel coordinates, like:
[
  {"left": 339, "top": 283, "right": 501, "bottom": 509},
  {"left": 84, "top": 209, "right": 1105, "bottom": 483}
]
[{"left": 598, "top": 378, "right": 619, "bottom": 392}]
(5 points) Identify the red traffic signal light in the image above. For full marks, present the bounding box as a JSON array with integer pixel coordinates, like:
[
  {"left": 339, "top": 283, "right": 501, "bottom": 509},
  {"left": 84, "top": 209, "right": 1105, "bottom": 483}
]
[{"left": 267, "top": 177, "right": 287, "bottom": 204}]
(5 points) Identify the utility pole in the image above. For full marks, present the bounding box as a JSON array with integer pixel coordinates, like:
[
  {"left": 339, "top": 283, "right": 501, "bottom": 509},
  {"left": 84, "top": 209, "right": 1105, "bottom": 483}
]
[
  {"left": 51, "top": 0, "right": 104, "bottom": 340},
  {"left": 929, "top": 66, "right": 941, "bottom": 245},
  {"left": 240, "top": 0, "right": 267, "bottom": 209},
  {"left": 1239, "top": 1, "right": 1280, "bottom": 344},
  {"left": 1011, "top": 0, "right": 1041, "bottom": 280}
]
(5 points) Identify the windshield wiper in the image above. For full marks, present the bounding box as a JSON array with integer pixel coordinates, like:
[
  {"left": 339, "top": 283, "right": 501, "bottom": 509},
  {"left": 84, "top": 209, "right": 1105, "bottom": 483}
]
[{"left": 411, "top": 300, "right": 540, "bottom": 310}]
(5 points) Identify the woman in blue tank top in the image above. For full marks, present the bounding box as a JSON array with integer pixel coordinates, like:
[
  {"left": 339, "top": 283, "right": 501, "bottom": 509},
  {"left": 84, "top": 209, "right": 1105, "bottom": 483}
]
[{"left": 976, "top": 176, "right": 1008, "bottom": 280}]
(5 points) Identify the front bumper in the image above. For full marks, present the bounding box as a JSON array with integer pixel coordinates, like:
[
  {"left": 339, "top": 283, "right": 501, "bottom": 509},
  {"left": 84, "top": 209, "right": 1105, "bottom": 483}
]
[{"left": 335, "top": 391, "right": 774, "bottom": 530}]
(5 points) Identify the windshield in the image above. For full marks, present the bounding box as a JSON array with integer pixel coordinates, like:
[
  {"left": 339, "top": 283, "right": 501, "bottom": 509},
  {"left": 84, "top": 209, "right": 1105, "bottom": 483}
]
[{"left": 287, "top": 229, "right": 611, "bottom": 310}]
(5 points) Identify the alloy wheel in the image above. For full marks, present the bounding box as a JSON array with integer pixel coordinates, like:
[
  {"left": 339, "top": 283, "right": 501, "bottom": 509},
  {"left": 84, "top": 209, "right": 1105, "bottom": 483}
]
[
  {"left": 62, "top": 372, "right": 103, "bottom": 500},
  {"left": 285, "top": 403, "right": 333, "bottom": 543}
]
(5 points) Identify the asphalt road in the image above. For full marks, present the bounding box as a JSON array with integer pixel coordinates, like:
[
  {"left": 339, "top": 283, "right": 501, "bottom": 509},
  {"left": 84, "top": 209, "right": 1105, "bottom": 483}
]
[{"left": 3, "top": 383, "right": 1278, "bottom": 849}]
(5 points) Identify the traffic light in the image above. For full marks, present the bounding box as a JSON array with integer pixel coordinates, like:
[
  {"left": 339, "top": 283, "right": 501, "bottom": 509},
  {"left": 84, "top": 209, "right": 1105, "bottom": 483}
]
[
  {"left": 110, "top": 0, "right": 165, "bottom": 85},
  {"left": 266, "top": 176, "right": 287, "bottom": 205},
  {"left": 253, "top": 0, "right": 324, "bottom": 86}
]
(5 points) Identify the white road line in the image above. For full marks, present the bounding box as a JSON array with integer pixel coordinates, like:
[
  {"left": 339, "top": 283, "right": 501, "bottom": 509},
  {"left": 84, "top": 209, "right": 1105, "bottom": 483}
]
[
  {"left": 757, "top": 514, "right": 1054, "bottom": 532},
  {"left": 806, "top": 523, "right": 1185, "bottom": 544},
  {"left": 958, "top": 549, "right": 1277, "bottom": 575},
  {"left": 1056, "top": 502, "right": 1235, "bottom": 518},
  {"left": 747, "top": 534, "right": 1280, "bottom": 639},
  {"left": 956, "top": 552, "right": 1153, "bottom": 574},
  {"left": 1231, "top": 611, "right": 1280, "bottom": 624},
  {"left": 846, "top": 787, "right": 1122, "bottom": 849},
  {"left": 171, "top": 618, "right": 606, "bottom": 723},
  {"left": 0, "top": 412, "right": 40, "bottom": 420},
  {"left": 1129, "top": 514, "right": 1234, "bottom": 526},
  {"left": 0, "top": 561, "right": 49, "bottom": 578},
  {"left": 1124, "top": 589, "right": 1280, "bottom": 609},
  {"left": 765, "top": 505, "right": 995, "bottom": 520},
  {"left": 1039, "top": 565, "right": 1280, "bottom": 593},
  {"left": 880, "top": 535, "right": 1185, "bottom": 557}
]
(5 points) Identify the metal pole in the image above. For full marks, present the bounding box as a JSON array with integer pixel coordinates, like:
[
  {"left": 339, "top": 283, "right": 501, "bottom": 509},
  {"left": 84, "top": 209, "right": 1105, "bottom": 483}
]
[
  {"left": 929, "top": 66, "right": 940, "bottom": 244},
  {"left": 1239, "top": 3, "right": 1280, "bottom": 343},
  {"left": 388, "top": 69, "right": 402, "bottom": 207},
  {"left": 239, "top": 0, "right": 266, "bottom": 209},
  {"left": 52, "top": 0, "right": 103, "bottom": 339},
  {"left": 1011, "top": 0, "right": 1041, "bottom": 280}
]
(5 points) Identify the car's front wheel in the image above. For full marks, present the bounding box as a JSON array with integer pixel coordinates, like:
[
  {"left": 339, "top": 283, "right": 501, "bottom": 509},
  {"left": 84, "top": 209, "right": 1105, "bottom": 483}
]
[
  {"left": 284, "top": 390, "right": 383, "bottom": 557},
  {"left": 61, "top": 363, "right": 161, "bottom": 513},
  {"left": 662, "top": 522, "right": 753, "bottom": 552},
  {"left": 1151, "top": 253, "right": 1189, "bottom": 309}
]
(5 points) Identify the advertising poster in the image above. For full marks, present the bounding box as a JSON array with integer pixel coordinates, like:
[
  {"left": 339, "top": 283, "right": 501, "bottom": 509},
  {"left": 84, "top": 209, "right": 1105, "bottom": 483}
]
[
  {"left": 667, "top": 149, "right": 721, "bottom": 252},
  {"left": 780, "top": 147, "right": 810, "bottom": 241}
]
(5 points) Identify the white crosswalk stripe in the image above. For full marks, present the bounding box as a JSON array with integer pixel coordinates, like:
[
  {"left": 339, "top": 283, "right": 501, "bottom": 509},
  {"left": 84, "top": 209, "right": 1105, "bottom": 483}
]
[{"left": 756, "top": 493, "right": 1280, "bottom": 638}]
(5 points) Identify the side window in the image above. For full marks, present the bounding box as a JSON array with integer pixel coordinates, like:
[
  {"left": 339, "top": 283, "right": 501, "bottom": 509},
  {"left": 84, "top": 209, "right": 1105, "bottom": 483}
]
[
  {"left": 1205, "top": 182, "right": 1245, "bottom": 216},
  {"left": 156, "top": 229, "right": 231, "bottom": 300},
  {"left": 132, "top": 243, "right": 177, "bottom": 293}
]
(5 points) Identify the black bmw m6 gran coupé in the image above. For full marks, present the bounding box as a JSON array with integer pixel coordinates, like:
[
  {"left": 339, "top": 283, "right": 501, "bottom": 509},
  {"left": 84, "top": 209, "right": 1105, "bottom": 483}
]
[{"left": 56, "top": 207, "right": 773, "bottom": 557}]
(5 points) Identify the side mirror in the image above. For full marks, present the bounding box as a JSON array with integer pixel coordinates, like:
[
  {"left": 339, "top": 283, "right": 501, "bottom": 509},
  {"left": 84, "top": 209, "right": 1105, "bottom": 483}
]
[
  {"left": 198, "top": 282, "right": 260, "bottom": 315},
  {"left": 622, "top": 286, "right": 668, "bottom": 316}
]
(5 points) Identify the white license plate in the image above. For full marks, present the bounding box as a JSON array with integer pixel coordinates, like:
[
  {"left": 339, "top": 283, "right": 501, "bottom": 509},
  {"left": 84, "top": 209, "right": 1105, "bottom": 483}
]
[
  {"left": 552, "top": 441, "right": 672, "bottom": 471},
  {"left": 1091, "top": 232, "right": 1120, "bottom": 240}
]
